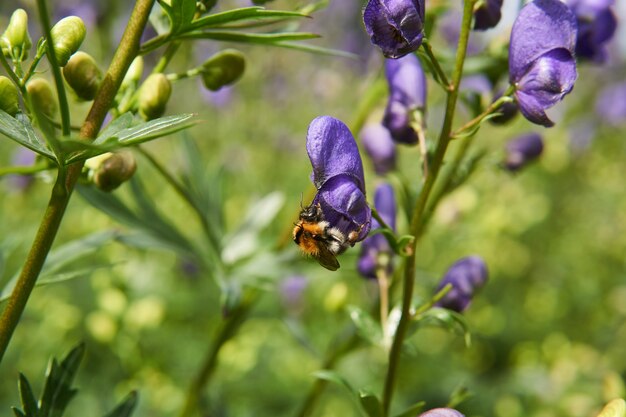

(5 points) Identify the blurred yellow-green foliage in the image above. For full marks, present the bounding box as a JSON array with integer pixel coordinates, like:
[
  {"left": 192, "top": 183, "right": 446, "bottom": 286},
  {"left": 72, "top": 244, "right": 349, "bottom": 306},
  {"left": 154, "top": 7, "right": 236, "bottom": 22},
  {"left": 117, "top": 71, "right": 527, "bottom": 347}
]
[{"left": 1, "top": 1, "right": 625, "bottom": 416}]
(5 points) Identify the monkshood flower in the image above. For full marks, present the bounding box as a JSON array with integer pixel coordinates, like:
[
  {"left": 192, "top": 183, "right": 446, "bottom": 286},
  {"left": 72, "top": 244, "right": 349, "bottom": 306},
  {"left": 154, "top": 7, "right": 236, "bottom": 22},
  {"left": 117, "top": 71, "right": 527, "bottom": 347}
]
[
  {"left": 503, "top": 132, "right": 544, "bottom": 171},
  {"left": 383, "top": 54, "right": 426, "bottom": 145},
  {"left": 357, "top": 183, "right": 396, "bottom": 279},
  {"left": 434, "top": 256, "right": 488, "bottom": 313},
  {"left": 293, "top": 116, "right": 371, "bottom": 270},
  {"left": 473, "top": 0, "right": 503, "bottom": 30},
  {"left": 509, "top": 0, "right": 578, "bottom": 127},
  {"left": 419, "top": 408, "right": 465, "bottom": 417},
  {"left": 361, "top": 124, "right": 397, "bottom": 175},
  {"left": 363, "top": 0, "right": 425, "bottom": 59},
  {"left": 595, "top": 82, "right": 626, "bottom": 126},
  {"left": 566, "top": 0, "right": 617, "bottom": 63}
]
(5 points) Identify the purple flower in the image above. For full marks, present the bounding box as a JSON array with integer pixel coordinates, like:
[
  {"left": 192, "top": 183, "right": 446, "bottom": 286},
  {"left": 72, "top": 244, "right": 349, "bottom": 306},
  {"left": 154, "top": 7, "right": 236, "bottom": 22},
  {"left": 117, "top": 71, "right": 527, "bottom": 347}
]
[
  {"left": 595, "top": 82, "right": 626, "bottom": 126},
  {"left": 473, "top": 0, "right": 503, "bottom": 30},
  {"left": 363, "top": 0, "right": 425, "bottom": 59},
  {"left": 434, "top": 256, "right": 488, "bottom": 313},
  {"left": 503, "top": 133, "right": 544, "bottom": 171},
  {"left": 307, "top": 116, "right": 371, "bottom": 242},
  {"left": 357, "top": 183, "right": 396, "bottom": 279},
  {"left": 419, "top": 408, "right": 465, "bottom": 417},
  {"left": 509, "top": 0, "right": 578, "bottom": 127},
  {"left": 383, "top": 54, "right": 426, "bottom": 145},
  {"left": 280, "top": 275, "right": 308, "bottom": 309},
  {"left": 566, "top": 0, "right": 617, "bottom": 63},
  {"left": 361, "top": 124, "right": 397, "bottom": 175}
]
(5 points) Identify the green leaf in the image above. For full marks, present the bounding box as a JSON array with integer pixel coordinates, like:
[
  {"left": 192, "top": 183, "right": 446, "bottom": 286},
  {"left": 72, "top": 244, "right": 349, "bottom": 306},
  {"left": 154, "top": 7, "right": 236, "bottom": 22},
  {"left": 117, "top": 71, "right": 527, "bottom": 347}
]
[
  {"left": 312, "top": 370, "right": 356, "bottom": 397},
  {"left": 177, "top": 30, "right": 319, "bottom": 44},
  {"left": 103, "top": 391, "right": 139, "bottom": 417},
  {"left": 0, "top": 110, "right": 55, "bottom": 159},
  {"left": 39, "top": 343, "right": 85, "bottom": 417},
  {"left": 392, "top": 401, "right": 426, "bottom": 417},
  {"left": 188, "top": 7, "right": 309, "bottom": 31},
  {"left": 415, "top": 307, "right": 472, "bottom": 347},
  {"left": 359, "top": 391, "right": 383, "bottom": 417},
  {"left": 347, "top": 305, "right": 382, "bottom": 346},
  {"left": 12, "top": 408, "right": 26, "bottom": 417},
  {"left": 170, "top": 0, "right": 196, "bottom": 33},
  {"left": 268, "top": 41, "right": 357, "bottom": 58},
  {"left": 18, "top": 373, "right": 39, "bottom": 417},
  {"left": 597, "top": 399, "right": 626, "bottom": 417}
]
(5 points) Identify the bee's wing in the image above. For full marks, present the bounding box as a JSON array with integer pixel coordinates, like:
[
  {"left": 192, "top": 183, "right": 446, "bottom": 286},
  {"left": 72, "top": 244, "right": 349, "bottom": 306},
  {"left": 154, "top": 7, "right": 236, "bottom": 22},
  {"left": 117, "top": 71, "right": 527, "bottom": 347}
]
[{"left": 314, "top": 244, "right": 340, "bottom": 271}]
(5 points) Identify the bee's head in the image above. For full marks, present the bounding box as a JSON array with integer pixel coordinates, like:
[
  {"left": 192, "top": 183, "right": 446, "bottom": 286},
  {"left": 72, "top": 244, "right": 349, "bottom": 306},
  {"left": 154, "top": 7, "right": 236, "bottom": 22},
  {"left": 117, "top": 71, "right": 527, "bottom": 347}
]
[{"left": 298, "top": 203, "right": 322, "bottom": 222}]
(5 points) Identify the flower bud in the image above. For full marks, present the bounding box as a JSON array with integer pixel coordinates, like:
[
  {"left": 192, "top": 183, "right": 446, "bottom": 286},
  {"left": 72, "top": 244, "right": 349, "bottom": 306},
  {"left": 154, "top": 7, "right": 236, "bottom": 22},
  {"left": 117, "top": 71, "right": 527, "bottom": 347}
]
[
  {"left": 361, "top": 124, "right": 396, "bottom": 175},
  {"left": 26, "top": 78, "right": 57, "bottom": 118},
  {"left": 138, "top": 73, "right": 172, "bottom": 120},
  {"left": 419, "top": 408, "right": 465, "bottom": 417},
  {"left": 63, "top": 51, "right": 102, "bottom": 100},
  {"left": 50, "top": 16, "right": 86, "bottom": 66},
  {"left": 434, "top": 256, "right": 488, "bottom": 313},
  {"left": 503, "top": 132, "right": 544, "bottom": 172},
  {"left": 0, "top": 76, "right": 20, "bottom": 116},
  {"left": 121, "top": 56, "right": 144, "bottom": 89},
  {"left": 201, "top": 49, "right": 246, "bottom": 91},
  {"left": 1, "top": 9, "right": 32, "bottom": 61},
  {"left": 89, "top": 151, "right": 137, "bottom": 191}
]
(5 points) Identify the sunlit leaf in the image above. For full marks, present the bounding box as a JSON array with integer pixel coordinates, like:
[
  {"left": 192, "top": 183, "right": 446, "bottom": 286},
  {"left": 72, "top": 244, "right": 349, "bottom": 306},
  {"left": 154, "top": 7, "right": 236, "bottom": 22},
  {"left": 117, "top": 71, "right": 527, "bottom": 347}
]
[
  {"left": 347, "top": 305, "right": 383, "bottom": 346},
  {"left": 312, "top": 370, "right": 356, "bottom": 396},
  {"left": 177, "top": 30, "right": 319, "bottom": 44},
  {"left": 188, "top": 7, "right": 309, "bottom": 31},
  {"left": 415, "top": 307, "right": 472, "bottom": 347},
  {"left": 597, "top": 399, "right": 626, "bottom": 417}
]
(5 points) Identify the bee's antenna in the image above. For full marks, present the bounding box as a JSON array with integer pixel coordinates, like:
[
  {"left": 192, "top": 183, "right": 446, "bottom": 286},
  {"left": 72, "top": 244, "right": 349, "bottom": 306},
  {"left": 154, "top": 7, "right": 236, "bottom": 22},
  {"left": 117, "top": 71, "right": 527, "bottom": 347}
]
[{"left": 299, "top": 193, "right": 304, "bottom": 209}]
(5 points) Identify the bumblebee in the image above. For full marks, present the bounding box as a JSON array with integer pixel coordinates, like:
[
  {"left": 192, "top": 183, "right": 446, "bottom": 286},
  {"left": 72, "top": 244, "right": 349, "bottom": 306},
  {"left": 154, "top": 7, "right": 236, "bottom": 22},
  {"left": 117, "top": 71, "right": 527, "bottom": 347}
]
[{"left": 293, "top": 204, "right": 359, "bottom": 271}]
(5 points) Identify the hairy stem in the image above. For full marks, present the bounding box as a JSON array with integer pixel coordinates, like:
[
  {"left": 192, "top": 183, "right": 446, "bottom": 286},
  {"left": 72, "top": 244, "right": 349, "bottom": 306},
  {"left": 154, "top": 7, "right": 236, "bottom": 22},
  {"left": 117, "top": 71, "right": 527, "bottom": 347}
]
[
  {"left": 381, "top": 0, "right": 476, "bottom": 414},
  {"left": 0, "top": 0, "right": 155, "bottom": 364}
]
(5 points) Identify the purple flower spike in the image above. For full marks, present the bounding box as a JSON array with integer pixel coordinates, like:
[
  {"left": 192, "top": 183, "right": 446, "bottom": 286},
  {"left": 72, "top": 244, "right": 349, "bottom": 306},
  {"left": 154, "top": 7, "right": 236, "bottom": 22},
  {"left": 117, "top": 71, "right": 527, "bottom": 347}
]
[
  {"left": 306, "top": 116, "right": 372, "bottom": 241},
  {"left": 383, "top": 54, "right": 426, "bottom": 145},
  {"left": 509, "top": 0, "right": 578, "bottom": 127},
  {"left": 473, "top": 0, "right": 503, "bottom": 30},
  {"left": 434, "top": 256, "right": 488, "bottom": 313},
  {"left": 419, "top": 408, "right": 465, "bottom": 417},
  {"left": 363, "top": 0, "right": 425, "bottom": 59},
  {"left": 503, "top": 132, "right": 544, "bottom": 171},
  {"left": 567, "top": 0, "right": 617, "bottom": 63},
  {"left": 361, "top": 124, "right": 397, "bottom": 175},
  {"left": 358, "top": 183, "right": 396, "bottom": 279},
  {"left": 595, "top": 82, "right": 626, "bottom": 126}
]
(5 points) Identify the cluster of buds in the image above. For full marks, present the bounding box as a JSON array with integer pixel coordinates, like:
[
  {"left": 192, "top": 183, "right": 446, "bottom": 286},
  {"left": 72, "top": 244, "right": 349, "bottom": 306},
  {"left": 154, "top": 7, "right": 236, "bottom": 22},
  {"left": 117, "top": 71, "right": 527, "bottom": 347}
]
[{"left": 0, "top": 9, "right": 32, "bottom": 62}]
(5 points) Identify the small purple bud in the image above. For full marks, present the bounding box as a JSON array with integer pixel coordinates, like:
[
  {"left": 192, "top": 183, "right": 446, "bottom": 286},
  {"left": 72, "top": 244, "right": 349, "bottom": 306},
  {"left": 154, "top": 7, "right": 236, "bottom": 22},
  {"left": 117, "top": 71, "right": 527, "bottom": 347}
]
[
  {"left": 280, "top": 275, "right": 308, "bottom": 308},
  {"left": 595, "top": 82, "right": 626, "bottom": 126},
  {"left": 357, "top": 183, "right": 396, "bottom": 279},
  {"left": 473, "top": 0, "right": 503, "bottom": 30},
  {"left": 383, "top": 54, "right": 426, "bottom": 145},
  {"left": 363, "top": 0, "right": 425, "bottom": 59},
  {"left": 419, "top": 408, "right": 465, "bottom": 417},
  {"left": 509, "top": 0, "right": 578, "bottom": 127},
  {"left": 566, "top": 0, "right": 617, "bottom": 63},
  {"left": 503, "top": 133, "right": 544, "bottom": 171},
  {"left": 361, "top": 124, "right": 397, "bottom": 175},
  {"left": 435, "top": 256, "right": 488, "bottom": 313}
]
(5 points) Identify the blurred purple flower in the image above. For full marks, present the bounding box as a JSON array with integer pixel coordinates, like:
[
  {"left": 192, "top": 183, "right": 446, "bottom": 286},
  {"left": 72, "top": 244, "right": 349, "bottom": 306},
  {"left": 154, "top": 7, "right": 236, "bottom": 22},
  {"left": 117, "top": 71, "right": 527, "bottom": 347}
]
[
  {"left": 357, "top": 183, "right": 396, "bottom": 280},
  {"left": 361, "top": 124, "right": 397, "bottom": 175},
  {"left": 280, "top": 275, "right": 308, "bottom": 308},
  {"left": 566, "top": 0, "right": 617, "bottom": 63},
  {"left": 434, "top": 256, "right": 488, "bottom": 313},
  {"left": 509, "top": 0, "right": 578, "bottom": 127},
  {"left": 383, "top": 54, "right": 426, "bottom": 145},
  {"left": 6, "top": 148, "right": 36, "bottom": 192},
  {"left": 419, "top": 409, "right": 465, "bottom": 417},
  {"left": 503, "top": 132, "right": 544, "bottom": 171},
  {"left": 460, "top": 75, "right": 492, "bottom": 96},
  {"left": 307, "top": 116, "right": 371, "bottom": 242},
  {"left": 363, "top": 0, "right": 425, "bottom": 59},
  {"left": 595, "top": 82, "right": 626, "bottom": 126},
  {"left": 473, "top": 0, "right": 503, "bottom": 30}
]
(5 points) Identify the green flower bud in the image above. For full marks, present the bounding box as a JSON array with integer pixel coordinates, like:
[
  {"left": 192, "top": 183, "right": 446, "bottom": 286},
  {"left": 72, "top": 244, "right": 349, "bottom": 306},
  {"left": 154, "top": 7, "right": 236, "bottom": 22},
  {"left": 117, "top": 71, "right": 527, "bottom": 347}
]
[
  {"left": 0, "top": 76, "right": 20, "bottom": 116},
  {"left": 138, "top": 73, "right": 171, "bottom": 121},
  {"left": 1, "top": 9, "right": 32, "bottom": 61},
  {"left": 201, "top": 49, "right": 246, "bottom": 91},
  {"left": 63, "top": 51, "right": 102, "bottom": 100},
  {"left": 121, "top": 56, "right": 144, "bottom": 89},
  {"left": 88, "top": 151, "right": 137, "bottom": 192},
  {"left": 50, "top": 16, "right": 86, "bottom": 66},
  {"left": 26, "top": 78, "right": 57, "bottom": 118}
]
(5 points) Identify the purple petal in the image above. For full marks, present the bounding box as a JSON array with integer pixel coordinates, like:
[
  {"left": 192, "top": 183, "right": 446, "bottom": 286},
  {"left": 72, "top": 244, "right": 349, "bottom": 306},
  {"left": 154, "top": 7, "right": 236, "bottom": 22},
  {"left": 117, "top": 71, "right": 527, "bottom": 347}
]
[
  {"left": 574, "top": 9, "right": 617, "bottom": 62},
  {"left": 435, "top": 256, "right": 488, "bottom": 313},
  {"left": 503, "top": 132, "right": 544, "bottom": 171},
  {"left": 363, "top": 0, "right": 425, "bottom": 59},
  {"left": 509, "top": 0, "right": 577, "bottom": 84},
  {"left": 306, "top": 116, "right": 365, "bottom": 191},
  {"left": 314, "top": 175, "right": 372, "bottom": 242},
  {"left": 383, "top": 100, "right": 419, "bottom": 144},
  {"left": 385, "top": 54, "right": 427, "bottom": 110},
  {"left": 420, "top": 408, "right": 466, "bottom": 417},
  {"left": 373, "top": 182, "right": 396, "bottom": 230},
  {"left": 361, "top": 124, "right": 397, "bottom": 175},
  {"left": 473, "top": 0, "right": 503, "bottom": 30}
]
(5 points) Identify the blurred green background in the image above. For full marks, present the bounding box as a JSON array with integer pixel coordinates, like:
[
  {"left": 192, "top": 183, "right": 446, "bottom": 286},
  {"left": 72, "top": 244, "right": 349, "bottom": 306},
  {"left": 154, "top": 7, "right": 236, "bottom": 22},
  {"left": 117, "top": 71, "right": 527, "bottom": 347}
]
[{"left": 1, "top": 1, "right": 625, "bottom": 416}]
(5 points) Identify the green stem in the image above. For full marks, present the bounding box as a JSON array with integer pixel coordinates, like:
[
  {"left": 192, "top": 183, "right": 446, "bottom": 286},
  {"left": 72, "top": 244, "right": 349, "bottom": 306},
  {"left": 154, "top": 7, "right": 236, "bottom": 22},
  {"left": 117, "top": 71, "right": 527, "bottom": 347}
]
[
  {"left": 451, "top": 86, "right": 515, "bottom": 138},
  {"left": 381, "top": 1, "right": 476, "bottom": 414},
  {"left": 421, "top": 39, "right": 451, "bottom": 90},
  {"left": 0, "top": 50, "right": 22, "bottom": 88},
  {"left": 21, "top": 48, "right": 47, "bottom": 87},
  {"left": 0, "top": 163, "right": 50, "bottom": 176},
  {"left": 0, "top": 0, "right": 156, "bottom": 365}
]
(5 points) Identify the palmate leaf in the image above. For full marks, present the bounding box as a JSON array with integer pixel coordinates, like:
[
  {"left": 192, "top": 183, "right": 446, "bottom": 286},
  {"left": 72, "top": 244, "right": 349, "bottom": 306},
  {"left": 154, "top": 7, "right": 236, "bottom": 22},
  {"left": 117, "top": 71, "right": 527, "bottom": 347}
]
[
  {"left": 187, "top": 7, "right": 309, "bottom": 30},
  {"left": 0, "top": 110, "right": 55, "bottom": 160}
]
